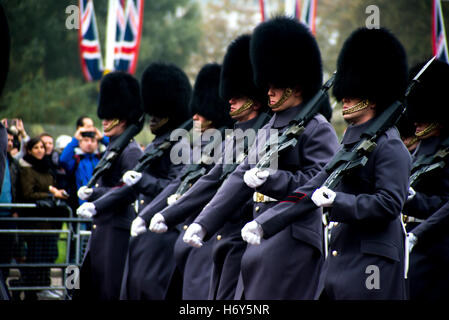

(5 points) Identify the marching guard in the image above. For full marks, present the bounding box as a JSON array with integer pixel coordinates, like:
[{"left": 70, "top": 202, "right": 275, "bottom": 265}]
[
  {"left": 75, "top": 72, "right": 144, "bottom": 300},
  {"left": 403, "top": 59, "right": 449, "bottom": 300},
  {"left": 182, "top": 16, "right": 339, "bottom": 299}
]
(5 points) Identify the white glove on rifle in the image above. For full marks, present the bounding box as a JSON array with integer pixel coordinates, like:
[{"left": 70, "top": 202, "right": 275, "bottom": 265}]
[
  {"left": 183, "top": 223, "right": 206, "bottom": 248},
  {"left": 407, "top": 232, "right": 418, "bottom": 253},
  {"left": 241, "top": 221, "right": 263, "bottom": 245},
  {"left": 77, "top": 186, "right": 93, "bottom": 200},
  {"left": 407, "top": 187, "right": 416, "bottom": 202},
  {"left": 123, "top": 170, "right": 142, "bottom": 186},
  {"left": 130, "top": 216, "right": 147, "bottom": 237},
  {"left": 311, "top": 186, "right": 336, "bottom": 208},
  {"left": 149, "top": 213, "right": 168, "bottom": 233},
  {"left": 76, "top": 202, "right": 97, "bottom": 219},
  {"left": 243, "top": 168, "right": 270, "bottom": 188}
]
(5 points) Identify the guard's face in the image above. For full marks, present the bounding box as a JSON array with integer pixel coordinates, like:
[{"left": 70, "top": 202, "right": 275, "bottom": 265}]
[
  {"left": 149, "top": 116, "right": 169, "bottom": 134},
  {"left": 229, "top": 96, "right": 254, "bottom": 121},
  {"left": 193, "top": 114, "right": 213, "bottom": 132},
  {"left": 414, "top": 122, "right": 441, "bottom": 139},
  {"left": 267, "top": 86, "right": 298, "bottom": 112},
  {"left": 30, "top": 141, "right": 46, "bottom": 160},
  {"left": 102, "top": 119, "right": 126, "bottom": 137},
  {"left": 342, "top": 98, "right": 375, "bottom": 125}
]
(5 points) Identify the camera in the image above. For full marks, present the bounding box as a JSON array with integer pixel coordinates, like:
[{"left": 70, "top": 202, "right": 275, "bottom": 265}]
[{"left": 81, "top": 131, "right": 96, "bottom": 138}]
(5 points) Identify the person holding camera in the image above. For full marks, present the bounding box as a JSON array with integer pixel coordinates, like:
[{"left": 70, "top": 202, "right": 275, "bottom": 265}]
[{"left": 59, "top": 126, "right": 102, "bottom": 206}]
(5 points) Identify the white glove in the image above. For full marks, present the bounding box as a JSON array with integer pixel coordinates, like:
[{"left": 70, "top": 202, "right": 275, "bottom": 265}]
[
  {"left": 407, "top": 187, "right": 416, "bottom": 202},
  {"left": 123, "top": 170, "right": 142, "bottom": 186},
  {"left": 77, "top": 186, "right": 93, "bottom": 200},
  {"left": 149, "top": 213, "right": 168, "bottom": 233},
  {"left": 167, "top": 194, "right": 180, "bottom": 206},
  {"left": 183, "top": 223, "right": 206, "bottom": 248},
  {"left": 407, "top": 233, "right": 418, "bottom": 253},
  {"left": 76, "top": 202, "right": 96, "bottom": 219},
  {"left": 311, "top": 186, "right": 336, "bottom": 208},
  {"left": 130, "top": 216, "right": 147, "bottom": 237},
  {"left": 241, "top": 221, "right": 263, "bottom": 245},
  {"left": 243, "top": 168, "right": 270, "bottom": 188}
]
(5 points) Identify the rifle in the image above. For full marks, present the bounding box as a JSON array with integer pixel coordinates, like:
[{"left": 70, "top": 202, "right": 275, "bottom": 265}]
[
  {"left": 133, "top": 119, "right": 193, "bottom": 173},
  {"left": 255, "top": 73, "right": 336, "bottom": 170},
  {"left": 260, "top": 57, "right": 437, "bottom": 243},
  {"left": 218, "top": 112, "right": 272, "bottom": 181},
  {"left": 86, "top": 115, "right": 145, "bottom": 188},
  {"left": 168, "top": 126, "right": 228, "bottom": 202},
  {"left": 408, "top": 135, "right": 449, "bottom": 188}
]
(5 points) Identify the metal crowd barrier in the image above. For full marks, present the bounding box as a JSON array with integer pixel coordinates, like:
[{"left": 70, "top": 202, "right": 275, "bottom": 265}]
[{"left": 0, "top": 203, "right": 91, "bottom": 300}]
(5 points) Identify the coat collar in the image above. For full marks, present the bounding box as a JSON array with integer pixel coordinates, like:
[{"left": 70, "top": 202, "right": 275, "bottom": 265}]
[
  {"left": 271, "top": 103, "right": 303, "bottom": 129},
  {"left": 413, "top": 135, "right": 443, "bottom": 158},
  {"left": 341, "top": 117, "right": 377, "bottom": 145},
  {"left": 234, "top": 114, "right": 262, "bottom": 131}
]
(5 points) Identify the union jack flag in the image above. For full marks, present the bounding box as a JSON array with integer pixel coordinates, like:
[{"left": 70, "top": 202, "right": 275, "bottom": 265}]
[
  {"left": 285, "top": 0, "right": 302, "bottom": 21},
  {"left": 114, "top": 0, "right": 144, "bottom": 74},
  {"left": 259, "top": 0, "right": 267, "bottom": 22},
  {"left": 284, "top": 0, "right": 317, "bottom": 35},
  {"left": 300, "top": 0, "right": 317, "bottom": 35},
  {"left": 79, "top": 0, "right": 103, "bottom": 81},
  {"left": 433, "top": 0, "right": 448, "bottom": 63}
]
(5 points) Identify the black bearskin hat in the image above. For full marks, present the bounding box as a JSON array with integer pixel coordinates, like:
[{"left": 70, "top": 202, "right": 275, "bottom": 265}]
[
  {"left": 333, "top": 27, "right": 408, "bottom": 112},
  {"left": 220, "top": 34, "right": 267, "bottom": 109},
  {"left": 141, "top": 62, "right": 192, "bottom": 127},
  {"left": 190, "top": 63, "right": 233, "bottom": 128},
  {"left": 406, "top": 59, "right": 449, "bottom": 126},
  {"left": 97, "top": 71, "right": 143, "bottom": 124},
  {"left": 250, "top": 16, "right": 323, "bottom": 102},
  {"left": 0, "top": 4, "right": 10, "bottom": 96}
]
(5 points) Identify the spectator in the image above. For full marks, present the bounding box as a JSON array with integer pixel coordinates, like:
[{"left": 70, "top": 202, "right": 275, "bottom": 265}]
[
  {"left": 19, "top": 137, "right": 69, "bottom": 300},
  {"left": 39, "top": 132, "right": 69, "bottom": 195},
  {"left": 54, "top": 135, "right": 72, "bottom": 155},
  {"left": 0, "top": 128, "right": 22, "bottom": 296},
  {"left": 76, "top": 115, "right": 109, "bottom": 150},
  {"left": 60, "top": 126, "right": 102, "bottom": 206},
  {"left": 1, "top": 119, "right": 29, "bottom": 161}
]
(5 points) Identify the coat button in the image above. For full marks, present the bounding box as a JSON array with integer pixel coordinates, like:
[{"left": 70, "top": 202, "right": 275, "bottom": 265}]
[
  {"left": 255, "top": 206, "right": 260, "bottom": 212},
  {"left": 216, "top": 235, "right": 222, "bottom": 240},
  {"left": 183, "top": 225, "right": 188, "bottom": 230},
  {"left": 140, "top": 199, "right": 144, "bottom": 204},
  {"left": 93, "top": 224, "right": 97, "bottom": 230},
  {"left": 332, "top": 250, "right": 338, "bottom": 257}
]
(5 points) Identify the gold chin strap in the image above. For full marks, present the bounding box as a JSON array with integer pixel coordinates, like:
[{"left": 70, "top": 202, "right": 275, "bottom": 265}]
[
  {"left": 405, "top": 136, "right": 419, "bottom": 148},
  {"left": 104, "top": 119, "right": 121, "bottom": 132},
  {"left": 342, "top": 99, "right": 370, "bottom": 115},
  {"left": 229, "top": 99, "right": 254, "bottom": 116},
  {"left": 415, "top": 122, "right": 440, "bottom": 138},
  {"left": 151, "top": 117, "right": 169, "bottom": 133},
  {"left": 268, "top": 88, "right": 293, "bottom": 109}
]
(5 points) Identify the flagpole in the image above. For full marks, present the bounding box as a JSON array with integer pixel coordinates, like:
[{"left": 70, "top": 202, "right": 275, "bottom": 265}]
[
  {"left": 438, "top": 0, "right": 449, "bottom": 59},
  {"left": 104, "top": 0, "right": 117, "bottom": 75},
  {"left": 259, "top": 0, "right": 265, "bottom": 22}
]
